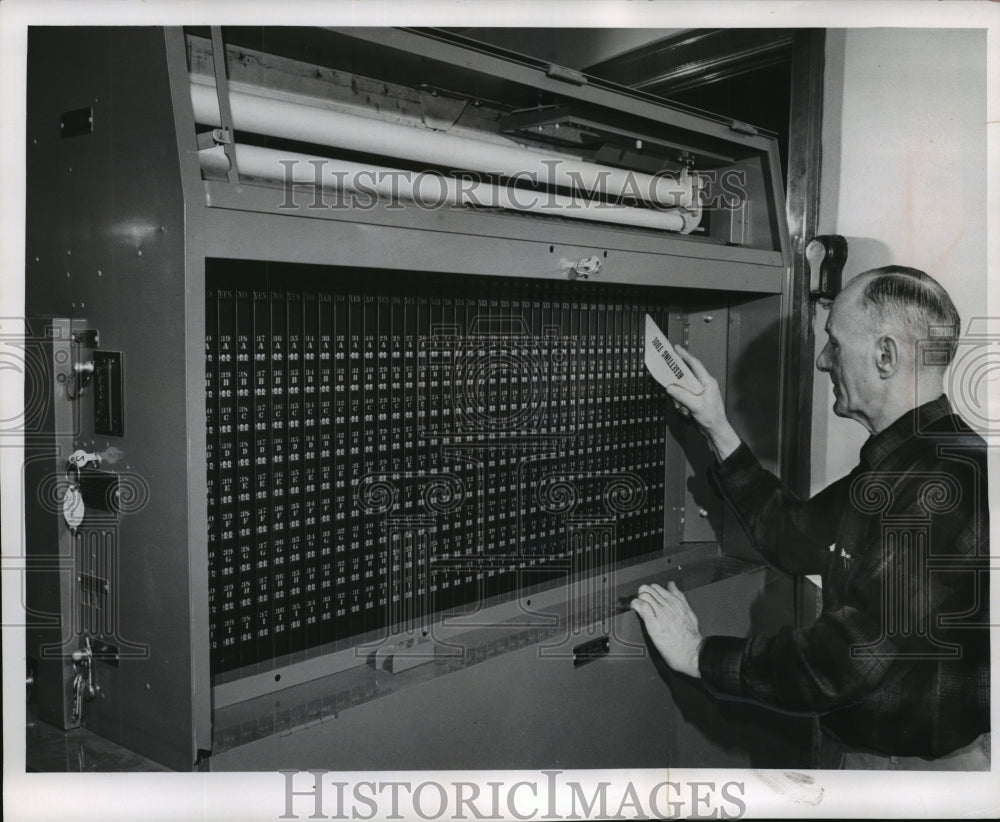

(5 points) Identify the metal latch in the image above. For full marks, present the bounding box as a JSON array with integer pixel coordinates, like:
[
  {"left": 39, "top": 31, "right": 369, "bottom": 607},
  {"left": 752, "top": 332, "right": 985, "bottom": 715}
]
[
  {"left": 563, "top": 255, "right": 603, "bottom": 281},
  {"left": 66, "top": 328, "right": 100, "bottom": 400},
  {"left": 70, "top": 636, "right": 97, "bottom": 722},
  {"left": 573, "top": 635, "right": 610, "bottom": 667}
]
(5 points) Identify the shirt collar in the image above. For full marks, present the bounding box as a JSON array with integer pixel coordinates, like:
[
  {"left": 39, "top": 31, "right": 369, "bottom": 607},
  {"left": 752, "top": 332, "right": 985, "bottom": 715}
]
[{"left": 859, "top": 394, "right": 953, "bottom": 469}]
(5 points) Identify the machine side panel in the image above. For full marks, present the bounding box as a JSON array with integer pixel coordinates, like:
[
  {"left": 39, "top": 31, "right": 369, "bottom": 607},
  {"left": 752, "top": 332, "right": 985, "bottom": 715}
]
[{"left": 25, "top": 27, "right": 207, "bottom": 770}]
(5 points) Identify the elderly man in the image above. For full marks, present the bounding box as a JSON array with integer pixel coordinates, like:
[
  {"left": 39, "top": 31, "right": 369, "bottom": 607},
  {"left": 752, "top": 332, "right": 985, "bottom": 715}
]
[{"left": 631, "top": 266, "right": 990, "bottom": 769}]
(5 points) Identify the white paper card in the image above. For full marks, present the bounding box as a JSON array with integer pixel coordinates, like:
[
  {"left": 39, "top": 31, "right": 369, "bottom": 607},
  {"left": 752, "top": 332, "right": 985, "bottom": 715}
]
[{"left": 643, "top": 314, "right": 704, "bottom": 395}]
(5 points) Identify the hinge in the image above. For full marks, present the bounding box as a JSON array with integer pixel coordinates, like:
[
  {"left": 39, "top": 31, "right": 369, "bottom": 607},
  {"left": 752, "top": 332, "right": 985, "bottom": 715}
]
[
  {"left": 729, "top": 119, "right": 759, "bottom": 136},
  {"left": 546, "top": 64, "right": 588, "bottom": 86}
]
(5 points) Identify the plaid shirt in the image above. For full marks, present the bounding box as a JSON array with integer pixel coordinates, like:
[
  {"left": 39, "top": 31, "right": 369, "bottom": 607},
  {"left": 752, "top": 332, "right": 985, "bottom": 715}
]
[{"left": 700, "top": 395, "right": 990, "bottom": 758}]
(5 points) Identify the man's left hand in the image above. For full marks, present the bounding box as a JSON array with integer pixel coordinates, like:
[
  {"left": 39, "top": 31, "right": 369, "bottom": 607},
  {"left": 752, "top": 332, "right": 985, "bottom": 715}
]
[{"left": 630, "top": 581, "right": 703, "bottom": 678}]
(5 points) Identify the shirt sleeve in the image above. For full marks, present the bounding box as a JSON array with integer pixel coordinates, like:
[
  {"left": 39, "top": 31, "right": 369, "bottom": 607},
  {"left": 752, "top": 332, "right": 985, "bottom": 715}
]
[
  {"left": 699, "top": 454, "right": 986, "bottom": 715},
  {"left": 698, "top": 607, "right": 904, "bottom": 714},
  {"left": 711, "top": 441, "right": 846, "bottom": 576}
]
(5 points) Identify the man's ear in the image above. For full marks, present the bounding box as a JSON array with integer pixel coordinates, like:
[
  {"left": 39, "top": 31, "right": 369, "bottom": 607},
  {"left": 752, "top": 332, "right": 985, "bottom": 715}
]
[{"left": 875, "top": 334, "right": 900, "bottom": 378}]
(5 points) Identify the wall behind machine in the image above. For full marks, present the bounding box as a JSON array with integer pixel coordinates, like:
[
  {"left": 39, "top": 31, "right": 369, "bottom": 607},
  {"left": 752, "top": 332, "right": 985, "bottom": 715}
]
[{"left": 812, "top": 28, "right": 989, "bottom": 491}]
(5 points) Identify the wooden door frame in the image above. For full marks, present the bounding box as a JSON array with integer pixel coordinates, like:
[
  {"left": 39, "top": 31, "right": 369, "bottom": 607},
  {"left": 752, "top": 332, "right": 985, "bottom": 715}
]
[{"left": 782, "top": 29, "right": 825, "bottom": 499}]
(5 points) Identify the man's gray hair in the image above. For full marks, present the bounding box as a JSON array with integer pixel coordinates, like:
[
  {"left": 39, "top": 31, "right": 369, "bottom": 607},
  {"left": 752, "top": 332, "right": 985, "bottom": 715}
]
[{"left": 857, "top": 265, "right": 961, "bottom": 366}]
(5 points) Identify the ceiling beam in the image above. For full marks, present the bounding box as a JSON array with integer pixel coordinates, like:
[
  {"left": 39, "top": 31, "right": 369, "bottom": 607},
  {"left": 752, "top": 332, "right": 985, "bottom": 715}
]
[{"left": 585, "top": 28, "right": 795, "bottom": 94}]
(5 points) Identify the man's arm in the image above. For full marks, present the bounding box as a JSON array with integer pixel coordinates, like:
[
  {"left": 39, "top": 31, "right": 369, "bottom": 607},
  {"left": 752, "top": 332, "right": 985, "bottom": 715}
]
[
  {"left": 635, "top": 461, "right": 985, "bottom": 717},
  {"left": 668, "top": 345, "right": 841, "bottom": 576},
  {"left": 629, "top": 580, "right": 907, "bottom": 706},
  {"left": 698, "top": 491, "right": 984, "bottom": 713},
  {"left": 663, "top": 345, "right": 741, "bottom": 462},
  {"left": 712, "top": 443, "right": 850, "bottom": 576}
]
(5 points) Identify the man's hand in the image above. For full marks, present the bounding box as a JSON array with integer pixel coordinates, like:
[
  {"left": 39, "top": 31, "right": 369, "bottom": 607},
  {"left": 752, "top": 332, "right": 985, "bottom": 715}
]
[
  {"left": 666, "top": 346, "right": 741, "bottom": 462},
  {"left": 630, "top": 581, "right": 703, "bottom": 678}
]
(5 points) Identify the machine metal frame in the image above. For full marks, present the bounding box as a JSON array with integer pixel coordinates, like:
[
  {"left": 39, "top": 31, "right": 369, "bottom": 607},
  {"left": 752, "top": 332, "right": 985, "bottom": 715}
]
[{"left": 25, "top": 26, "right": 800, "bottom": 770}]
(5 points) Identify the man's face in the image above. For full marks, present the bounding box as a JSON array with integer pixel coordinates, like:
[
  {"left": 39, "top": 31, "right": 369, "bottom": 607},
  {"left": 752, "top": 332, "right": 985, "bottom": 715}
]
[{"left": 816, "top": 284, "right": 879, "bottom": 425}]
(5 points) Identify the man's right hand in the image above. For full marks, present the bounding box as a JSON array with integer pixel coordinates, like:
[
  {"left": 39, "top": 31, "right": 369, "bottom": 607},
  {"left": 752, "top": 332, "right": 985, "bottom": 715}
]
[{"left": 665, "top": 346, "right": 741, "bottom": 462}]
